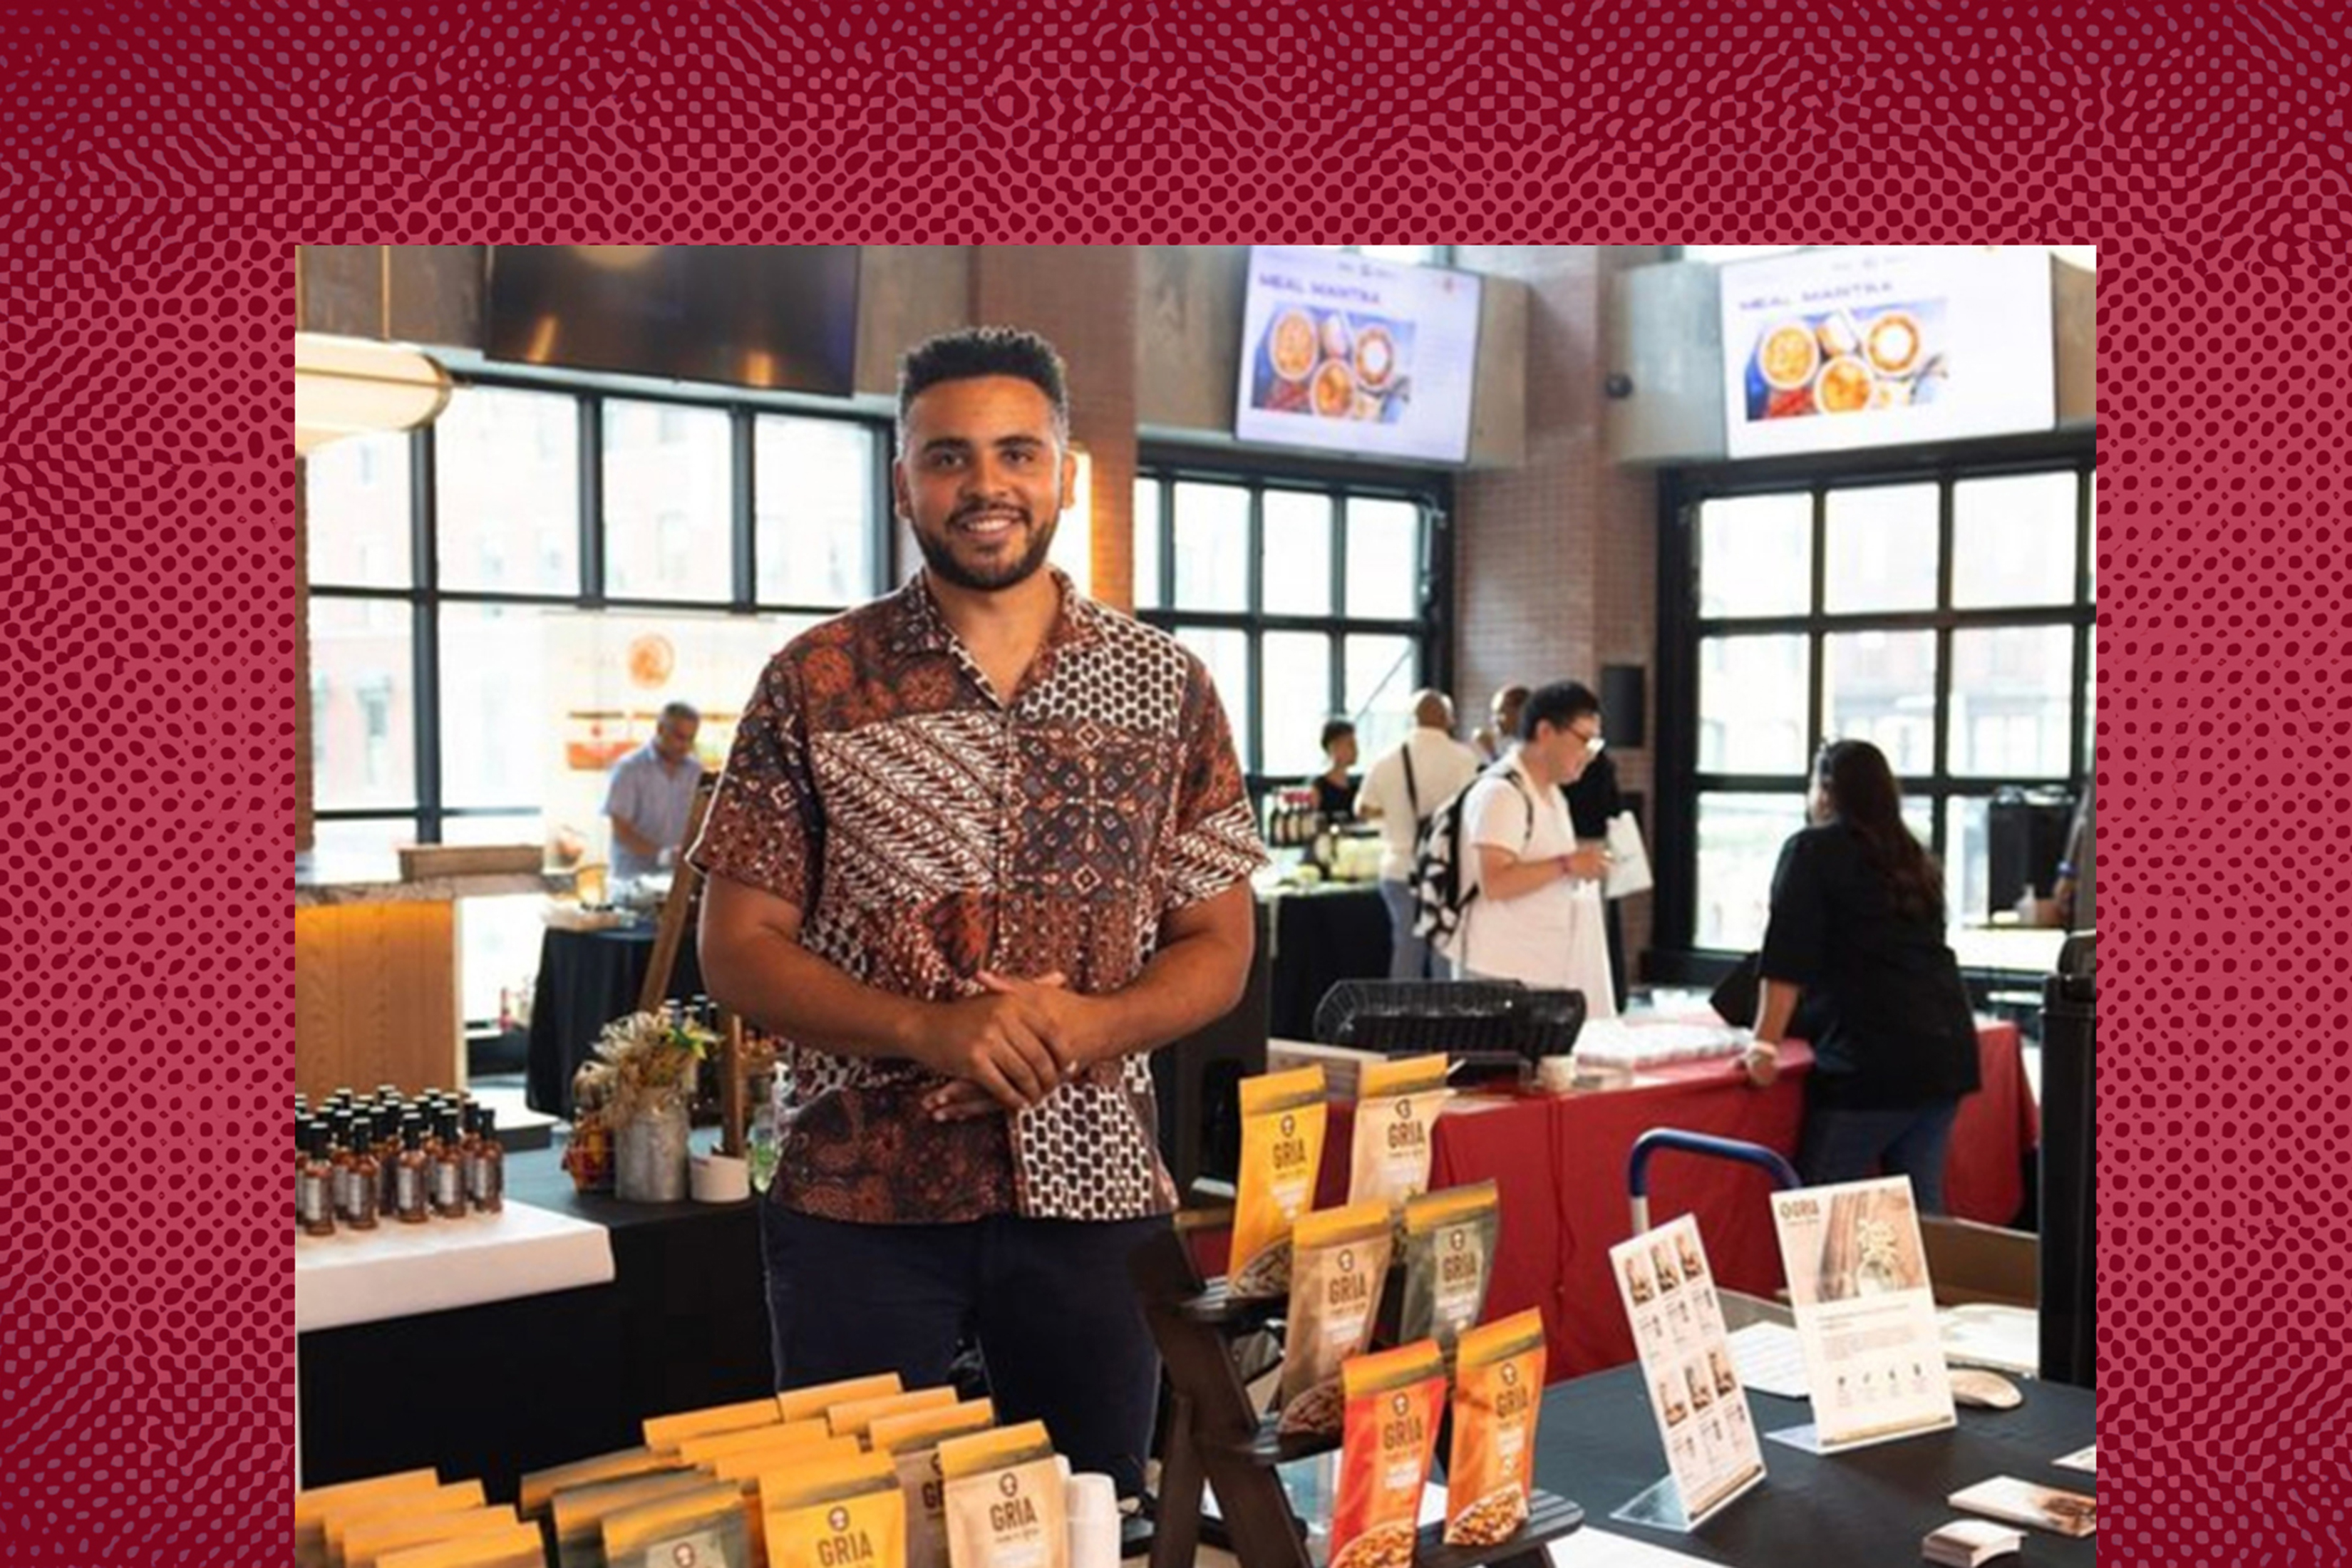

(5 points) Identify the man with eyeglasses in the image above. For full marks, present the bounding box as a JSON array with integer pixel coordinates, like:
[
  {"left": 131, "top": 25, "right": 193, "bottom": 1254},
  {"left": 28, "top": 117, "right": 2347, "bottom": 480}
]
[{"left": 1438, "top": 680, "right": 1618, "bottom": 1016}]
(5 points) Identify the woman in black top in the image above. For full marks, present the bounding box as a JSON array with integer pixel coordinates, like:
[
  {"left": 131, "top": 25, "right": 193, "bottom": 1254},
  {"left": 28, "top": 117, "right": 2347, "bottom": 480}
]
[
  {"left": 1741, "top": 740, "right": 1981, "bottom": 1212},
  {"left": 1310, "top": 717, "right": 1359, "bottom": 822}
]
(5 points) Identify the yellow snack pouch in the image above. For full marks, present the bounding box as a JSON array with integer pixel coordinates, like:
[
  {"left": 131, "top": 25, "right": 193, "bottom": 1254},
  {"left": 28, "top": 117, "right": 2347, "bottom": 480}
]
[
  {"left": 760, "top": 1451, "right": 907, "bottom": 1568},
  {"left": 1232, "top": 1067, "right": 1329, "bottom": 1297},
  {"left": 777, "top": 1371, "right": 904, "bottom": 1423},
  {"left": 826, "top": 1384, "right": 959, "bottom": 1443}
]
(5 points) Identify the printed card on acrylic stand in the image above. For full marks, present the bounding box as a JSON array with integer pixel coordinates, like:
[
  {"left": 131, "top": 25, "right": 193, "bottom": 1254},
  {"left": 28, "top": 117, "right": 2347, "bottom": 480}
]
[
  {"left": 1606, "top": 1213, "right": 1767, "bottom": 1530},
  {"left": 1767, "top": 1175, "right": 1956, "bottom": 1453}
]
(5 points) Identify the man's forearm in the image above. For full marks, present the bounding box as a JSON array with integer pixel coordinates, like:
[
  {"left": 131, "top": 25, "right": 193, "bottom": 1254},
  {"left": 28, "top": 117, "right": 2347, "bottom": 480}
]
[
  {"left": 699, "top": 927, "right": 929, "bottom": 1060},
  {"left": 1080, "top": 924, "right": 1252, "bottom": 1062}
]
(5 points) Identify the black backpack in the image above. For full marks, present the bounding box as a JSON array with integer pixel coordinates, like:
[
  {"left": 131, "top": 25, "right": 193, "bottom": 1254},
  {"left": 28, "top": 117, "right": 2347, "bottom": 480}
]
[{"left": 1408, "top": 763, "right": 1533, "bottom": 944}]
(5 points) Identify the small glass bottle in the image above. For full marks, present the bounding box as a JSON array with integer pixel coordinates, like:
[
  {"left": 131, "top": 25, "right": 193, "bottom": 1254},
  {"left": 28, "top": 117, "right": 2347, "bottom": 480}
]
[
  {"left": 375, "top": 1110, "right": 403, "bottom": 1215},
  {"left": 468, "top": 1106, "right": 505, "bottom": 1214},
  {"left": 342, "top": 1113, "right": 381, "bottom": 1230},
  {"left": 393, "top": 1118, "right": 431, "bottom": 1224},
  {"left": 297, "top": 1123, "right": 337, "bottom": 1238},
  {"left": 430, "top": 1109, "right": 468, "bottom": 1219},
  {"left": 293, "top": 1115, "right": 314, "bottom": 1222},
  {"left": 324, "top": 1109, "right": 355, "bottom": 1220}
]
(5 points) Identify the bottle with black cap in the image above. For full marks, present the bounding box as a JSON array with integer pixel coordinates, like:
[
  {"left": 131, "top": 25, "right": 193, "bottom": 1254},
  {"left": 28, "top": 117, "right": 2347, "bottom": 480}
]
[{"left": 393, "top": 1116, "right": 431, "bottom": 1224}]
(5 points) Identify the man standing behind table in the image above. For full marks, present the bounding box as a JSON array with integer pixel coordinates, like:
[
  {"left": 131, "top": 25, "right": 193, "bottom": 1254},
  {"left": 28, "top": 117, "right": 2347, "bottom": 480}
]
[
  {"left": 1353, "top": 689, "right": 1482, "bottom": 979},
  {"left": 691, "top": 327, "right": 1264, "bottom": 1498},
  {"left": 1439, "top": 680, "right": 1618, "bottom": 1018},
  {"left": 604, "top": 701, "right": 702, "bottom": 881}
]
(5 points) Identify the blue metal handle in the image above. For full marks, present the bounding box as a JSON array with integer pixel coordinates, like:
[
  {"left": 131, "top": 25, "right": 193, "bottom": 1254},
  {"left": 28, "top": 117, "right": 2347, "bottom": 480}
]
[{"left": 1628, "top": 1129, "right": 1802, "bottom": 1199}]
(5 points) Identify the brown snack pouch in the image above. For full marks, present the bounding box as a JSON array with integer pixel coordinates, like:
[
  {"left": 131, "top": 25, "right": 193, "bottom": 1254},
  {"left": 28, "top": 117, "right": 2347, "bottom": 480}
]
[
  {"left": 937, "top": 1420, "right": 1068, "bottom": 1568},
  {"left": 1347, "top": 1054, "right": 1452, "bottom": 1210},
  {"left": 871, "top": 1398, "right": 996, "bottom": 1568},
  {"left": 1276, "top": 1201, "right": 1396, "bottom": 1434},
  {"left": 1399, "top": 1180, "right": 1500, "bottom": 1356}
]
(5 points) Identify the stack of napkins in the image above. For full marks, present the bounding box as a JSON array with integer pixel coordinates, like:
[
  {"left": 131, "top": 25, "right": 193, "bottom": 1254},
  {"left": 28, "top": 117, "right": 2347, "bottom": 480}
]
[{"left": 1923, "top": 1517, "right": 2023, "bottom": 1565}]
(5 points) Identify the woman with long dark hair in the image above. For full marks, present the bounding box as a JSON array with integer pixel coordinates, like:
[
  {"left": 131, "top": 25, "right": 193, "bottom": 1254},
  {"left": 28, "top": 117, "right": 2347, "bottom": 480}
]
[{"left": 1740, "top": 739, "right": 1981, "bottom": 1211}]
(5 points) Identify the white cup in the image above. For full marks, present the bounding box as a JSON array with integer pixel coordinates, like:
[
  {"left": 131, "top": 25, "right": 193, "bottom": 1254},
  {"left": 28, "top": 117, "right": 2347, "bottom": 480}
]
[
  {"left": 689, "top": 1152, "right": 750, "bottom": 1204},
  {"left": 1065, "top": 1472, "right": 1120, "bottom": 1568}
]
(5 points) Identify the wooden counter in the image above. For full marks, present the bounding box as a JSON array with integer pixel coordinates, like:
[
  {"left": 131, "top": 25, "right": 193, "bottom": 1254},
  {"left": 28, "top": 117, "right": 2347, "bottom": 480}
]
[{"left": 295, "top": 851, "right": 576, "bottom": 1096}]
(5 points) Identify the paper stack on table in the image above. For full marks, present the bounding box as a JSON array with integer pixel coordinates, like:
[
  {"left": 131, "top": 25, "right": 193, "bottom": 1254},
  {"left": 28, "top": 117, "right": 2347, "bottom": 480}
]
[
  {"left": 1923, "top": 1517, "right": 2024, "bottom": 1566},
  {"left": 1571, "top": 1018, "right": 1750, "bottom": 1069}
]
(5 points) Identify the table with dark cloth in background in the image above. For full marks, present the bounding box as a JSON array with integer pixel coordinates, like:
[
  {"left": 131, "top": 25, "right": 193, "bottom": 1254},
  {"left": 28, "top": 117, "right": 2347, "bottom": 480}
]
[
  {"left": 1262, "top": 884, "right": 1391, "bottom": 1040},
  {"left": 1195, "top": 1023, "right": 2035, "bottom": 1381},
  {"left": 1530, "top": 1363, "right": 2094, "bottom": 1566},
  {"left": 525, "top": 924, "right": 705, "bottom": 1118}
]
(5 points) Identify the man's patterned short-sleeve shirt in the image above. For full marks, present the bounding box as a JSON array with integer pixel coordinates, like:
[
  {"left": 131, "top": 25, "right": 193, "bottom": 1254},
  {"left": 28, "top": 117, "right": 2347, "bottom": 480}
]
[{"left": 691, "top": 570, "right": 1267, "bottom": 1224}]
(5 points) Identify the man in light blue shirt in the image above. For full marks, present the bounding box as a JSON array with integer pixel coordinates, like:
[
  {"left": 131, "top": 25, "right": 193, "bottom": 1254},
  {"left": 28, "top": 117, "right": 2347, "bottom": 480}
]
[{"left": 604, "top": 701, "right": 702, "bottom": 881}]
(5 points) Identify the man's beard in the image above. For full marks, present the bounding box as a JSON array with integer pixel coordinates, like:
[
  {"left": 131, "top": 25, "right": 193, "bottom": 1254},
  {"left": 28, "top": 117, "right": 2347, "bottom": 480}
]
[{"left": 914, "top": 503, "right": 1060, "bottom": 592}]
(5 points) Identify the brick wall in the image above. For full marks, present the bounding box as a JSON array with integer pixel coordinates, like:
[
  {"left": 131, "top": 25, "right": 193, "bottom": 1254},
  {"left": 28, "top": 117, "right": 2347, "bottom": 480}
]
[
  {"left": 970, "top": 248, "right": 1138, "bottom": 612},
  {"left": 1452, "top": 247, "right": 1662, "bottom": 979}
]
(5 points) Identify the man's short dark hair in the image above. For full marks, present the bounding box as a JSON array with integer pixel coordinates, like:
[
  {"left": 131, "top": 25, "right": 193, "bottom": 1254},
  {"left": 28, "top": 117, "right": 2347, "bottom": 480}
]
[
  {"left": 659, "top": 701, "right": 700, "bottom": 725},
  {"left": 1320, "top": 718, "right": 1356, "bottom": 752},
  {"left": 1520, "top": 681, "right": 1600, "bottom": 741},
  {"left": 896, "top": 327, "right": 1071, "bottom": 450}
]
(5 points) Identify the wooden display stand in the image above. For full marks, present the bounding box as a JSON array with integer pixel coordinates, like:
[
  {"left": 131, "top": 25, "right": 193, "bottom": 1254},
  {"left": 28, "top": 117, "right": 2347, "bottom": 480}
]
[
  {"left": 633, "top": 781, "right": 751, "bottom": 1156},
  {"left": 1130, "top": 1224, "right": 1582, "bottom": 1568}
]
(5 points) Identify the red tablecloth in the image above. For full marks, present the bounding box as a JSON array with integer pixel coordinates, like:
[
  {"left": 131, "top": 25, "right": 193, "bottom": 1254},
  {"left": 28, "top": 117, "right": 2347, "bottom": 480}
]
[{"left": 1191, "top": 1023, "right": 2035, "bottom": 1381}]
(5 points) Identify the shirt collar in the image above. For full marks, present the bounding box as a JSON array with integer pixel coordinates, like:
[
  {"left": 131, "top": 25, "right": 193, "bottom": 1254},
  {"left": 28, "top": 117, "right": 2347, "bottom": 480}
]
[{"left": 882, "top": 566, "right": 1104, "bottom": 660}]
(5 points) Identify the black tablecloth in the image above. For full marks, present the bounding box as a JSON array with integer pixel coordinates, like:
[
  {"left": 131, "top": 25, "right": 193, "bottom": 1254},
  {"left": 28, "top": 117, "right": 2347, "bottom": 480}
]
[
  {"left": 1532, "top": 1365, "right": 2096, "bottom": 1565},
  {"left": 526, "top": 925, "right": 706, "bottom": 1118},
  {"left": 1265, "top": 886, "right": 1391, "bottom": 1041}
]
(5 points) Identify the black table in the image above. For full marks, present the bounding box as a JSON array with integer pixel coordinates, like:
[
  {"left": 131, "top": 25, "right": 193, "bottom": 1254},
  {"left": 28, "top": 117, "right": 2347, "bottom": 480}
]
[
  {"left": 1264, "top": 885, "right": 1391, "bottom": 1041},
  {"left": 1532, "top": 1365, "right": 2095, "bottom": 1565},
  {"left": 526, "top": 924, "right": 706, "bottom": 1118},
  {"left": 299, "top": 1137, "right": 770, "bottom": 1502}
]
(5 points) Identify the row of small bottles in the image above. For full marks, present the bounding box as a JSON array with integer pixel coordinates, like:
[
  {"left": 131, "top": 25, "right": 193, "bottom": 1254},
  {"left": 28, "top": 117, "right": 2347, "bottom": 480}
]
[
  {"left": 1263, "top": 788, "right": 1329, "bottom": 849},
  {"left": 295, "top": 1085, "right": 503, "bottom": 1237}
]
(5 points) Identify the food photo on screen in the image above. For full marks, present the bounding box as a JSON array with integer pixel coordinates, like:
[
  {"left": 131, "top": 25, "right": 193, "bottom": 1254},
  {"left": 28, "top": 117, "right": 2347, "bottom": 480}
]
[{"left": 1743, "top": 297, "right": 1949, "bottom": 423}]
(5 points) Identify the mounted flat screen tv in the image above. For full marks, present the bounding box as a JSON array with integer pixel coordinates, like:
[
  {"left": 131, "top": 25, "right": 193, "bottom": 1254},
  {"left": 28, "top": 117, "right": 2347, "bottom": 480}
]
[
  {"left": 1234, "top": 247, "right": 1483, "bottom": 464},
  {"left": 1719, "top": 246, "right": 2053, "bottom": 459},
  {"left": 485, "top": 245, "right": 861, "bottom": 395}
]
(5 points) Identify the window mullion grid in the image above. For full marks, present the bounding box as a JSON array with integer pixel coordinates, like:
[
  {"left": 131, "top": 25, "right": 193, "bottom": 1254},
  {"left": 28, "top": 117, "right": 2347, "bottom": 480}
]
[
  {"left": 733, "top": 408, "right": 757, "bottom": 611},
  {"left": 412, "top": 421, "right": 441, "bottom": 845},
  {"left": 579, "top": 394, "right": 606, "bottom": 606},
  {"left": 1327, "top": 489, "right": 1348, "bottom": 716}
]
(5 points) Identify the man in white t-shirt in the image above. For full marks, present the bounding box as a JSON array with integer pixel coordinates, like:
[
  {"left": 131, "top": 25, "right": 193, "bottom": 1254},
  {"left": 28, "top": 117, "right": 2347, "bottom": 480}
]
[
  {"left": 1440, "top": 680, "right": 1617, "bottom": 1016},
  {"left": 1354, "top": 690, "right": 1483, "bottom": 979}
]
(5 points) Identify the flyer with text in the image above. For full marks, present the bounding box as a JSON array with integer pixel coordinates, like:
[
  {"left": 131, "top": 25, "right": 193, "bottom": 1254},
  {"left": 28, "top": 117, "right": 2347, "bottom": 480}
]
[
  {"left": 1768, "top": 1176, "right": 1957, "bottom": 1450},
  {"left": 1609, "top": 1214, "right": 1767, "bottom": 1527}
]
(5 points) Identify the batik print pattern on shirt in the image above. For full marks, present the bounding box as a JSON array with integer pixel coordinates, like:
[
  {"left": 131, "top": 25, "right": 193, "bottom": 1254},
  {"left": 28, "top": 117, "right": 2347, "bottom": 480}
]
[{"left": 692, "top": 572, "right": 1266, "bottom": 1223}]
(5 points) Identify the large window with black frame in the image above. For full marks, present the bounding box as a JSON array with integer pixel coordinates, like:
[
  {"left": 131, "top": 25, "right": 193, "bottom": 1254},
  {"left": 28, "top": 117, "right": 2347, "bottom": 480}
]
[
  {"left": 1130, "top": 463, "right": 1450, "bottom": 813},
  {"left": 304, "top": 373, "right": 893, "bottom": 1023},
  {"left": 1667, "top": 456, "right": 2095, "bottom": 971}
]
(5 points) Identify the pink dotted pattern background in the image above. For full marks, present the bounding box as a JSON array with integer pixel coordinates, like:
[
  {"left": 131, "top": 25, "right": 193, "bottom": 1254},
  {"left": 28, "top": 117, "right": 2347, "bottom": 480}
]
[{"left": 1, "top": 2, "right": 2343, "bottom": 1562}]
